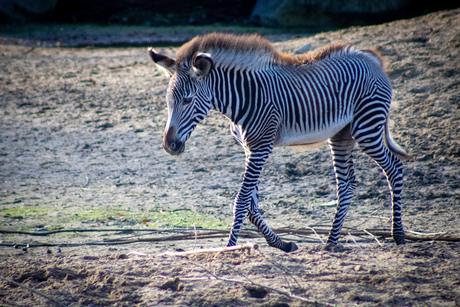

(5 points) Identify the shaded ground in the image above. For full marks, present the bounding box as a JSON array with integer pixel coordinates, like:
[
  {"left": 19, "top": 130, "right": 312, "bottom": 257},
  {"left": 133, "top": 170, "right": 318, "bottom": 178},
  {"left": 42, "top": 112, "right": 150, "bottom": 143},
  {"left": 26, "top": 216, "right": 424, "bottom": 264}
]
[{"left": 0, "top": 8, "right": 459, "bottom": 307}]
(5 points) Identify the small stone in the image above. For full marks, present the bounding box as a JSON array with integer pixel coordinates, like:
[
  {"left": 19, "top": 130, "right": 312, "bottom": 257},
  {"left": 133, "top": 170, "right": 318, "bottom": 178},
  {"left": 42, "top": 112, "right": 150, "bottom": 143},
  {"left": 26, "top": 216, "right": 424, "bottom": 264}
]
[
  {"left": 245, "top": 285, "right": 268, "bottom": 298},
  {"left": 159, "top": 277, "right": 183, "bottom": 291},
  {"left": 116, "top": 253, "right": 129, "bottom": 259}
]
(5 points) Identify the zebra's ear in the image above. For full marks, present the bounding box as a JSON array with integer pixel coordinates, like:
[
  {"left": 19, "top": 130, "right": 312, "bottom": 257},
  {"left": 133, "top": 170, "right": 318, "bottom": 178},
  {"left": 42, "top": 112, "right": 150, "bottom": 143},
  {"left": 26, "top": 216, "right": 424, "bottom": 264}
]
[
  {"left": 148, "top": 48, "right": 175, "bottom": 76},
  {"left": 192, "top": 53, "right": 213, "bottom": 78}
]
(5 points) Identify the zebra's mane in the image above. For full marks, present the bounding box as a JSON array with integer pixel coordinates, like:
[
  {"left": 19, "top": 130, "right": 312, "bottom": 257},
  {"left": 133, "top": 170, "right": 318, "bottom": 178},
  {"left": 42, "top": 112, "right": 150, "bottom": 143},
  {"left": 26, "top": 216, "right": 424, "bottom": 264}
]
[{"left": 175, "top": 33, "right": 383, "bottom": 71}]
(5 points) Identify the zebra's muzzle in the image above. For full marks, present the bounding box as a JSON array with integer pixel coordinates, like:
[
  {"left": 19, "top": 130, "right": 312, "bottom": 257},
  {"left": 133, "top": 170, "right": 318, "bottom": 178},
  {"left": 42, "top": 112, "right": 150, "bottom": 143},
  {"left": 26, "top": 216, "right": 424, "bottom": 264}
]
[
  {"left": 163, "top": 127, "right": 185, "bottom": 155},
  {"left": 164, "top": 139, "right": 184, "bottom": 155}
]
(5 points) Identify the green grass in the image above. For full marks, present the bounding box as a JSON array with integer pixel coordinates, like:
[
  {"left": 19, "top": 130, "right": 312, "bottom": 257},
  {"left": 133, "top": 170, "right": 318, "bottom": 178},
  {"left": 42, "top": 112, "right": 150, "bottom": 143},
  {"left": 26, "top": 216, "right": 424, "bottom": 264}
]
[
  {"left": 0, "top": 205, "right": 226, "bottom": 230},
  {"left": 1, "top": 206, "right": 50, "bottom": 219}
]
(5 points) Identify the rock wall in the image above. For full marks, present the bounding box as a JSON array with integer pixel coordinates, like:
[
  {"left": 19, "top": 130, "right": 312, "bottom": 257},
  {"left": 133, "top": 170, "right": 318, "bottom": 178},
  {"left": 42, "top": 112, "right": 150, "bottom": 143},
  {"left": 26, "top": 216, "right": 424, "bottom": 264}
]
[
  {"left": 1, "top": 0, "right": 457, "bottom": 27},
  {"left": 250, "top": 0, "right": 458, "bottom": 27},
  {"left": 0, "top": 0, "right": 58, "bottom": 23},
  {"left": 1, "top": 0, "right": 258, "bottom": 25}
]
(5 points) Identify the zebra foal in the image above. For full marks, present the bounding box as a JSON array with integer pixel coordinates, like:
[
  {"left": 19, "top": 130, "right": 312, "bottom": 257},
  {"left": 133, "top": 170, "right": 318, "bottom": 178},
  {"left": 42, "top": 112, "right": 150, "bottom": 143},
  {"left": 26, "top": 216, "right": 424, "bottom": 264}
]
[{"left": 149, "top": 33, "right": 411, "bottom": 252}]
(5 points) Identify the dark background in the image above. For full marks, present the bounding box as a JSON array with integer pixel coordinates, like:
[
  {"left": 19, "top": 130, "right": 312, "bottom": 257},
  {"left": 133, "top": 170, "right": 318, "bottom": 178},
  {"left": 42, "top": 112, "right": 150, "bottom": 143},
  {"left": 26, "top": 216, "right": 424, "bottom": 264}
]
[
  {"left": 1, "top": 0, "right": 459, "bottom": 28},
  {"left": 50, "top": 0, "right": 258, "bottom": 26}
]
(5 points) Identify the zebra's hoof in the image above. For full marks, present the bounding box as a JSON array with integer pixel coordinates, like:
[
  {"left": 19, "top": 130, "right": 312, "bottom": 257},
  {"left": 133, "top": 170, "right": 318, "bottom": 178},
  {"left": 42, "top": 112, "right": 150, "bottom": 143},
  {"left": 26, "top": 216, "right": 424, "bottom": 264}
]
[
  {"left": 324, "top": 243, "right": 345, "bottom": 252},
  {"left": 393, "top": 235, "right": 406, "bottom": 245},
  {"left": 280, "top": 242, "right": 298, "bottom": 253}
]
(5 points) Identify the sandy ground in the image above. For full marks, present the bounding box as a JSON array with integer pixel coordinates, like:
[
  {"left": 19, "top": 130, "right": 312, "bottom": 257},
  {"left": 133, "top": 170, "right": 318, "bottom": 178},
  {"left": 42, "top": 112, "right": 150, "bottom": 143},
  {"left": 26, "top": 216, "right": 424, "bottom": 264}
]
[{"left": 0, "top": 8, "right": 459, "bottom": 307}]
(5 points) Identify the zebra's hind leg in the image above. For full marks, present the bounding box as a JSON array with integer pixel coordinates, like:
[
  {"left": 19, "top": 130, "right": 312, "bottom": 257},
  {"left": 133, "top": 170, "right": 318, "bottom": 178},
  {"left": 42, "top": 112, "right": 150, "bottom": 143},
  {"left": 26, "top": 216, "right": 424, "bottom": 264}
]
[
  {"left": 356, "top": 134, "right": 406, "bottom": 245},
  {"left": 246, "top": 185, "right": 298, "bottom": 252},
  {"left": 327, "top": 126, "right": 357, "bottom": 244}
]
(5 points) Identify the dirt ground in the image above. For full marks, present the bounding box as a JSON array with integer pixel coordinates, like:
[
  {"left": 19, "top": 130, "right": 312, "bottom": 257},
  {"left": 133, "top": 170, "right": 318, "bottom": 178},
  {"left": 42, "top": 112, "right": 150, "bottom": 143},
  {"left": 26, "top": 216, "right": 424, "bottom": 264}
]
[{"left": 1, "top": 8, "right": 459, "bottom": 307}]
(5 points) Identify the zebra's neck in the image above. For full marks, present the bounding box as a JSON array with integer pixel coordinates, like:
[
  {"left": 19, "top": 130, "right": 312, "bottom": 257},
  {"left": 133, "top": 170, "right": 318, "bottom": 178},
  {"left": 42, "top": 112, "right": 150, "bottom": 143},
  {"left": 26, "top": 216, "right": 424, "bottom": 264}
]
[{"left": 210, "top": 66, "right": 275, "bottom": 126}]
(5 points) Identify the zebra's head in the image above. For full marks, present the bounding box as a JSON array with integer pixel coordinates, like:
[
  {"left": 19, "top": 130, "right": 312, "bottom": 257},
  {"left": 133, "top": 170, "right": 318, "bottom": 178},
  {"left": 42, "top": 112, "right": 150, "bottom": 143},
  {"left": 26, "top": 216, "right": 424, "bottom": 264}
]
[{"left": 149, "top": 48, "right": 214, "bottom": 155}]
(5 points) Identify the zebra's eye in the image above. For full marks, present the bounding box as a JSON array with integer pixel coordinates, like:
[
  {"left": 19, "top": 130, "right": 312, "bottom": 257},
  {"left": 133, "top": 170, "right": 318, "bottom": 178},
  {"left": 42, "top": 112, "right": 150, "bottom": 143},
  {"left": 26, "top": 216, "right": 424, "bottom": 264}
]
[{"left": 182, "top": 97, "right": 193, "bottom": 105}]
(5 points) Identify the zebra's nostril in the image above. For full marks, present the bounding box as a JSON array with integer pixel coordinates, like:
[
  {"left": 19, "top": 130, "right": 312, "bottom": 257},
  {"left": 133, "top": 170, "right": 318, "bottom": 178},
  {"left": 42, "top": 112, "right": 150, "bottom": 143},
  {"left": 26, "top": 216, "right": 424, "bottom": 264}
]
[{"left": 168, "top": 140, "right": 183, "bottom": 153}]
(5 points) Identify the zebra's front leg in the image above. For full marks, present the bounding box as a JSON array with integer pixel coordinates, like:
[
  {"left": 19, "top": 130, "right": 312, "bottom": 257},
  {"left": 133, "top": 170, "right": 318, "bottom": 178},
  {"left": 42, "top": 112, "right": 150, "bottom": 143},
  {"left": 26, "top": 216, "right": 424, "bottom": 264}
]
[
  {"left": 246, "top": 185, "right": 298, "bottom": 252},
  {"left": 227, "top": 151, "right": 298, "bottom": 252}
]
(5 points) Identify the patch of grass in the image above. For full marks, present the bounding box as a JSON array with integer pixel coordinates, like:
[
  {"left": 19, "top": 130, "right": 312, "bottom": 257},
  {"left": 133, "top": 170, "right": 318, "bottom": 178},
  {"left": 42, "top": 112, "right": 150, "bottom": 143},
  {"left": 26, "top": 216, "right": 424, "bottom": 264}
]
[
  {"left": 68, "top": 208, "right": 227, "bottom": 229},
  {"left": 1, "top": 206, "right": 50, "bottom": 219},
  {"left": 147, "top": 210, "right": 227, "bottom": 229},
  {"left": 0, "top": 206, "right": 226, "bottom": 230}
]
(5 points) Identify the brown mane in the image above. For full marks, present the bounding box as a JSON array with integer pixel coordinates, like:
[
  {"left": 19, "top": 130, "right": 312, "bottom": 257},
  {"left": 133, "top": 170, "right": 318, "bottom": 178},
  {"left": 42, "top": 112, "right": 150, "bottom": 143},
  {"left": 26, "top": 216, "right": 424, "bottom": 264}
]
[
  {"left": 278, "top": 43, "right": 351, "bottom": 65},
  {"left": 279, "top": 43, "right": 384, "bottom": 66},
  {"left": 176, "top": 33, "right": 382, "bottom": 68},
  {"left": 176, "top": 33, "right": 278, "bottom": 65}
]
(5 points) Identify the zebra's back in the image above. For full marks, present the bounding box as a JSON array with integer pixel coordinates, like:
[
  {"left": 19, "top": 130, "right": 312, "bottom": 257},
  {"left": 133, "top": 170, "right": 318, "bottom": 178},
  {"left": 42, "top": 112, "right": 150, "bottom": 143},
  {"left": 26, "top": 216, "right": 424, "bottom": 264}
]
[{"left": 272, "top": 48, "right": 392, "bottom": 148}]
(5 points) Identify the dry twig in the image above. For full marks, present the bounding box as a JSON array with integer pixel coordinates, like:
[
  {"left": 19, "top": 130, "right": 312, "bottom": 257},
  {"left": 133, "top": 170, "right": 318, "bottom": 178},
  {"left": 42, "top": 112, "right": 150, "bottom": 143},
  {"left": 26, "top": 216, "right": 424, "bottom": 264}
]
[
  {"left": 255, "top": 248, "right": 303, "bottom": 292},
  {"left": 363, "top": 229, "right": 383, "bottom": 246},
  {"left": 0, "top": 227, "right": 458, "bottom": 250},
  {"left": 158, "top": 242, "right": 258, "bottom": 256}
]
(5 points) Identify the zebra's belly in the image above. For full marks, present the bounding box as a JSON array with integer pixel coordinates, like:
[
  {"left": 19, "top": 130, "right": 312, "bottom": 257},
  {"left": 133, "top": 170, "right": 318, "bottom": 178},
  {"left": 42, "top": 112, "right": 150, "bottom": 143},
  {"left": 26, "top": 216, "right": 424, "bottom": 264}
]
[{"left": 274, "top": 121, "right": 349, "bottom": 147}]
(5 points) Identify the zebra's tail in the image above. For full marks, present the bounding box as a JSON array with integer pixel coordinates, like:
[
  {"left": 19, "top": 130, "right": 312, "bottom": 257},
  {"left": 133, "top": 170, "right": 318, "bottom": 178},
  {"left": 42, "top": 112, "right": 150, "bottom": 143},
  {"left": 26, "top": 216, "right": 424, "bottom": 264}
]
[{"left": 384, "top": 118, "right": 413, "bottom": 161}]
